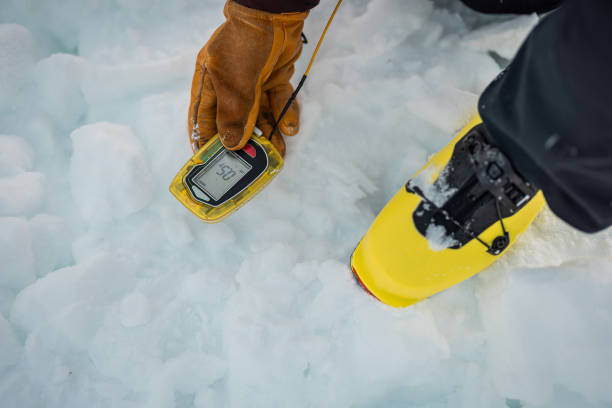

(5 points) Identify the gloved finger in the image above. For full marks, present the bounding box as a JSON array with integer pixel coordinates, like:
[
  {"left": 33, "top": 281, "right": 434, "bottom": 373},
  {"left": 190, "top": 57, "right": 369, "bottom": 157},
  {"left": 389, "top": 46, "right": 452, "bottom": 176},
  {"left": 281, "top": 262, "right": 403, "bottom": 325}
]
[
  {"left": 213, "top": 85, "right": 260, "bottom": 151},
  {"left": 208, "top": 45, "right": 263, "bottom": 152},
  {"left": 195, "top": 72, "right": 218, "bottom": 146},
  {"left": 257, "top": 93, "right": 286, "bottom": 157},
  {"left": 188, "top": 51, "right": 217, "bottom": 153},
  {"left": 268, "top": 83, "right": 299, "bottom": 136}
]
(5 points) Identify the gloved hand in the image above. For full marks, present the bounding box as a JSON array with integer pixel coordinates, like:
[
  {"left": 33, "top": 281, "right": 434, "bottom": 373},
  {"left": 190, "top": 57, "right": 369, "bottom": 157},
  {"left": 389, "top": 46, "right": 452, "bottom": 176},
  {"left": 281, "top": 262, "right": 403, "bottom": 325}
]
[{"left": 188, "top": 0, "right": 308, "bottom": 157}]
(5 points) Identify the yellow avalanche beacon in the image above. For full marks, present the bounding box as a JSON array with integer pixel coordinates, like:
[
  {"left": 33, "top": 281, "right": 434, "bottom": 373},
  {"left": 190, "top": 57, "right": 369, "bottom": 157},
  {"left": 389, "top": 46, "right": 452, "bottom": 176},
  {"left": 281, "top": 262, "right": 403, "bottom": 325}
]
[
  {"left": 351, "top": 116, "right": 545, "bottom": 307},
  {"left": 170, "top": 134, "right": 283, "bottom": 223}
]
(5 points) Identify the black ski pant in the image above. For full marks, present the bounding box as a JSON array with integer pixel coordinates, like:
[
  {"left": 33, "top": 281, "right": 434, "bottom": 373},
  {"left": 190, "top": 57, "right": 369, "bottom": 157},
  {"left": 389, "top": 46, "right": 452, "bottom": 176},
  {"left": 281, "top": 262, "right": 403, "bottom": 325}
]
[{"left": 473, "top": 0, "right": 612, "bottom": 233}]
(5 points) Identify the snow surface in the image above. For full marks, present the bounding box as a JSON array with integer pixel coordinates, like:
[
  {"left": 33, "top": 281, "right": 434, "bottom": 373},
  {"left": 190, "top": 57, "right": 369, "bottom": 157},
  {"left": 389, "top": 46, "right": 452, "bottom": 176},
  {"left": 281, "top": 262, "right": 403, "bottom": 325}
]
[{"left": 1, "top": 1, "right": 611, "bottom": 407}]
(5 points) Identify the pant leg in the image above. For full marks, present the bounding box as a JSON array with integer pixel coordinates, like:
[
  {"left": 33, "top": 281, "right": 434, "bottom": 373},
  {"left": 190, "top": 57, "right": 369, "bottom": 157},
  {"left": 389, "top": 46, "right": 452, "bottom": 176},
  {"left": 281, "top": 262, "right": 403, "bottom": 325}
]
[
  {"left": 233, "top": 0, "right": 318, "bottom": 13},
  {"left": 479, "top": 0, "right": 612, "bottom": 233},
  {"left": 460, "top": 0, "right": 562, "bottom": 14}
]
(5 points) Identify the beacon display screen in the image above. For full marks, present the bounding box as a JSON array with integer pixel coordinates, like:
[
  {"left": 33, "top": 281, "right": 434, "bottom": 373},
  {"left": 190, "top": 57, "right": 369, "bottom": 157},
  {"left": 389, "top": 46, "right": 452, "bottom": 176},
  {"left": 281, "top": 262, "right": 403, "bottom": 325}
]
[{"left": 194, "top": 150, "right": 252, "bottom": 200}]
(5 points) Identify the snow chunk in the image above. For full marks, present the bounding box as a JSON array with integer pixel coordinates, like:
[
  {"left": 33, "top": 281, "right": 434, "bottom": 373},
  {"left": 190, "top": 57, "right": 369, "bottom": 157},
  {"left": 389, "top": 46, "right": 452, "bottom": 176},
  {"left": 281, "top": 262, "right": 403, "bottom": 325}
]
[
  {"left": 409, "top": 164, "right": 460, "bottom": 251},
  {"left": 147, "top": 352, "right": 227, "bottom": 408},
  {"left": 0, "top": 172, "right": 45, "bottom": 216},
  {"left": 23, "top": 118, "right": 56, "bottom": 161},
  {"left": 479, "top": 261, "right": 612, "bottom": 406},
  {"left": 81, "top": 55, "right": 193, "bottom": 105},
  {"left": 70, "top": 123, "right": 153, "bottom": 226},
  {"left": 0, "top": 24, "right": 34, "bottom": 111},
  {"left": 461, "top": 14, "right": 539, "bottom": 60},
  {"left": 225, "top": 256, "right": 450, "bottom": 406},
  {"left": 120, "top": 291, "right": 151, "bottom": 327},
  {"left": 0, "top": 135, "right": 34, "bottom": 176},
  {"left": 401, "top": 76, "right": 479, "bottom": 134},
  {"left": 29, "top": 214, "right": 73, "bottom": 277},
  {"left": 11, "top": 253, "right": 136, "bottom": 346},
  {"left": 159, "top": 206, "right": 194, "bottom": 246},
  {"left": 426, "top": 224, "right": 459, "bottom": 251},
  {"left": 0, "top": 217, "right": 35, "bottom": 290},
  {"left": 0, "top": 288, "right": 15, "bottom": 317},
  {"left": 335, "top": 0, "right": 433, "bottom": 57},
  {"left": 408, "top": 164, "right": 457, "bottom": 207},
  {"left": 422, "top": 51, "right": 500, "bottom": 96},
  {"left": 0, "top": 314, "right": 22, "bottom": 374},
  {"left": 34, "top": 54, "right": 87, "bottom": 131}
]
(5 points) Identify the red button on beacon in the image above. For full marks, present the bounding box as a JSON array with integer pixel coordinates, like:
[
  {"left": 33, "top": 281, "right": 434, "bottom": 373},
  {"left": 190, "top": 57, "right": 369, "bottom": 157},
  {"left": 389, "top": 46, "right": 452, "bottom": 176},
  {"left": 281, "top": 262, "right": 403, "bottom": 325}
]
[{"left": 243, "top": 144, "right": 256, "bottom": 158}]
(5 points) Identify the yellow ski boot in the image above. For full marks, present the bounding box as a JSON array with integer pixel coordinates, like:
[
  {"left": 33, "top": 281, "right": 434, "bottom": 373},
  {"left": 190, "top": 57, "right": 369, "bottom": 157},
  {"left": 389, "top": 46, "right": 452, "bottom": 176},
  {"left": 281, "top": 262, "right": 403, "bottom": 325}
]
[{"left": 351, "top": 116, "right": 545, "bottom": 307}]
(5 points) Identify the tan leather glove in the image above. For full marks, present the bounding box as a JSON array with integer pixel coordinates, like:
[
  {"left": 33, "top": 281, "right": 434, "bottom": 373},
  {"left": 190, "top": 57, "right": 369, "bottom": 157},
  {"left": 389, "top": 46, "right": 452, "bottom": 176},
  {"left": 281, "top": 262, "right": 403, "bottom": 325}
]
[{"left": 188, "top": 0, "right": 308, "bottom": 157}]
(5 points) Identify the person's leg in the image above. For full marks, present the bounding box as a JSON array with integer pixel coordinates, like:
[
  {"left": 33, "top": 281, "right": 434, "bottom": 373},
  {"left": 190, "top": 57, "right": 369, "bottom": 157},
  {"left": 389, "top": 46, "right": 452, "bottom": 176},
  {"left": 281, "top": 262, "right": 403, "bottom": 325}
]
[{"left": 478, "top": 0, "right": 612, "bottom": 233}]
